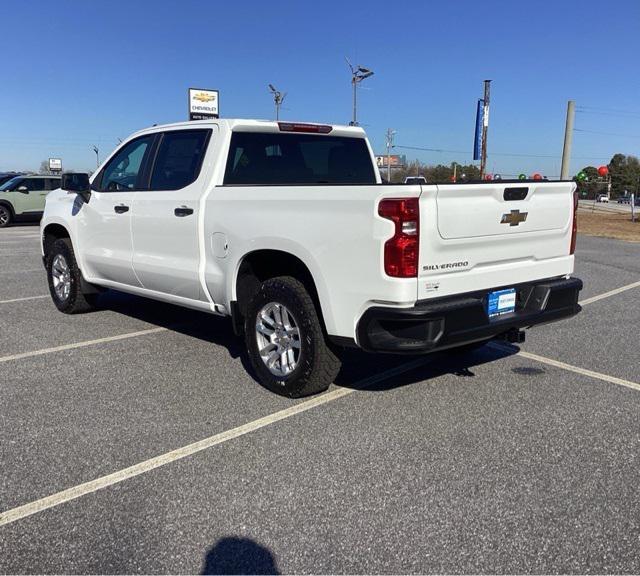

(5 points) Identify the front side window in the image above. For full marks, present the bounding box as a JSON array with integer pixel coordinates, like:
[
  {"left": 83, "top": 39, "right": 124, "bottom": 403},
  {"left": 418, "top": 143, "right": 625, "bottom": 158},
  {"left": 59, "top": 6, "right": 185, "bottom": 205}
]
[
  {"left": 0, "top": 176, "right": 24, "bottom": 191},
  {"left": 224, "top": 132, "right": 376, "bottom": 185},
  {"left": 149, "top": 129, "right": 210, "bottom": 190},
  {"left": 98, "top": 135, "right": 154, "bottom": 192}
]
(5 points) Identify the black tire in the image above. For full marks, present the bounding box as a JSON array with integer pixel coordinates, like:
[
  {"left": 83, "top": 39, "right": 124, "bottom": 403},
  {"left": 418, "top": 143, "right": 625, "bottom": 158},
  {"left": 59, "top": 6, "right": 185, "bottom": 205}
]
[
  {"left": 0, "top": 204, "right": 12, "bottom": 228},
  {"left": 245, "top": 276, "right": 341, "bottom": 398},
  {"left": 46, "top": 238, "right": 98, "bottom": 313}
]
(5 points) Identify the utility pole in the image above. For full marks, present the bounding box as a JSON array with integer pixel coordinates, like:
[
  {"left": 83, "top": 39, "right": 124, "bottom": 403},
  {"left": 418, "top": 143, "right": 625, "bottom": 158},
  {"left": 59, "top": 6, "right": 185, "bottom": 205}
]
[
  {"left": 479, "top": 80, "right": 491, "bottom": 179},
  {"left": 268, "top": 84, "right": 286, "bottom": 121},
  {"left": 560, "top": 100, "right": 575, "bottom": 180},
  {"left": 92, "top": 145, "right": 99, "bottom": 168},
  {"left": 385, "top": 128, "right": 396, "bottom": 182}
]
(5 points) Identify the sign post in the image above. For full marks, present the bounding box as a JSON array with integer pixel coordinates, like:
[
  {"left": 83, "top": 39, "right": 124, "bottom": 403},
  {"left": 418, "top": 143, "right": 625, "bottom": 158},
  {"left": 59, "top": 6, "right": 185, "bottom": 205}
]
[{"left": 188, "top": 88, "right": 219, "bottom": 121}]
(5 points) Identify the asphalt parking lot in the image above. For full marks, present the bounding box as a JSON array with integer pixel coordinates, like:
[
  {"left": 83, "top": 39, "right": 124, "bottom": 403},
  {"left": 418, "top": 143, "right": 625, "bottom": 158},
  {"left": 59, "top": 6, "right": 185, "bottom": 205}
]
[{"left": 1, "top": 226, "right": 639, "bottom": 574}]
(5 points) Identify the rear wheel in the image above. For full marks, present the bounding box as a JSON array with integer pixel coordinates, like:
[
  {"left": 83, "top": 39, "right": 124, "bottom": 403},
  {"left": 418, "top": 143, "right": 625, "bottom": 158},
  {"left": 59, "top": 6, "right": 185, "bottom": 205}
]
[
  {"left": 245, "top": 276, "right": 341, "bottom": 397},
  {"left": 46, "top": 238, "right": 98, "bottom": 313},
  {"left": 0, "top": 204, "right": 12, "bottom": 228}
]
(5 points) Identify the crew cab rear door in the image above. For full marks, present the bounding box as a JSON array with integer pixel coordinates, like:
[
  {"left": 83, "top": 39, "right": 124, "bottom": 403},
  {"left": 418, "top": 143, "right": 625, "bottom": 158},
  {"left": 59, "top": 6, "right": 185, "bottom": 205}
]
[
  {"left": 131, "top": 126, "right": 215, "bottom": 301},
  {"left": 417, "top": 181, "right": 576, "bottom": 300}
]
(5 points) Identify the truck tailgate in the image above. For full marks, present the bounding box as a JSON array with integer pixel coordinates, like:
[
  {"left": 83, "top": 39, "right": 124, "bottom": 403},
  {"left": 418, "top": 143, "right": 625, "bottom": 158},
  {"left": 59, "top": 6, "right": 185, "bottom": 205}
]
[{"left": 417, "top": 181, "right": 576, "bottom": 300}]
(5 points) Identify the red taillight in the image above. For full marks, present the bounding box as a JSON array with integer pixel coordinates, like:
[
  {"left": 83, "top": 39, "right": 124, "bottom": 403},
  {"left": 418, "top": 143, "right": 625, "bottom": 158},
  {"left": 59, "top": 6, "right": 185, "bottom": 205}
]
[
  {"left": 378, "top": 197, "right": 420, "bottom": 278},
  {"left": 278, "top": 122, "right": 332, "bottom": 134},
  {"left": 570, "top": 190, "right": 578, "bottom": 254}
]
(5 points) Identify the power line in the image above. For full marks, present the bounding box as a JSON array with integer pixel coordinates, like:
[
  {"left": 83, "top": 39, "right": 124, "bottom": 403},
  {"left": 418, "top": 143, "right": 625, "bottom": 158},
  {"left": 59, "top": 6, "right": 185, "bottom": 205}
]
[
  {"left": 576, "top": 105, "right": 640, "bottom": 116},
  {"left": 576, "top": 110, "right": 640, "bottom": 120},
  {"left": 574, "top": 128, "right": 640, "bottom": 139},
  {"left": 394, "top": 144, "right": 610, "bottom": 161}
]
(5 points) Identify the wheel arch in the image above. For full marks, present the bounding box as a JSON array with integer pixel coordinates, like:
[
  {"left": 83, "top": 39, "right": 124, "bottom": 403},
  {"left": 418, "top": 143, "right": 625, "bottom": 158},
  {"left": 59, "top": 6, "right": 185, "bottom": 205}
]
[
  {"left": 42, "top": 223, "right": 71, "bottom": 260},
  {"left": 232, "top": 248, "right": 331, "bottom": 336},
  {"left": 0, "top": 200, "right": 15, "bottom": 218}
]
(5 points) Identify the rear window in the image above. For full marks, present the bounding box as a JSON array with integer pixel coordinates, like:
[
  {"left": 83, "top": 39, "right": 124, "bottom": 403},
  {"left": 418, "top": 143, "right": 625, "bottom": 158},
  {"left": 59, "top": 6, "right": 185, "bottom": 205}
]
[
  {"left": 223, "top": 132, "right": 376, "bottom": 185},
  {"left": 150, "top": 129, "right": 211, "bottom": 190}
]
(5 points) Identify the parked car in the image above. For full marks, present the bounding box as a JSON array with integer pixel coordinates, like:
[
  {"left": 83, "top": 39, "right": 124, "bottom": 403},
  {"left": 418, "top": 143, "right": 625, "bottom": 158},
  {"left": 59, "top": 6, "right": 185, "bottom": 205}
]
[
  {"left": 41, "top": 119, "right": 582, "bottom": 397},
  {"left": 0, "top": 174, "right": 61, "bottom": 227},
  {"left": 617, "top": 196, "right": 630, "bottom": 204},
  {"left": 596, "top": 194, "right": 609, "bottom": 203},
  {"left": 405, "top": 175, "right": 427, "bottom": 184}
]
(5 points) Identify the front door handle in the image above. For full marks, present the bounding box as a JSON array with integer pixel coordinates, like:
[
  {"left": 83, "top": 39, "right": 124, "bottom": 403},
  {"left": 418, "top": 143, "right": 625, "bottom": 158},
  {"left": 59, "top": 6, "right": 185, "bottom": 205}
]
[
  {"left": 114, "top": 204, "right": 129, "bottom": 214},
  {"left": 174, "top": 206, "right": 194, "bottom": 217}
]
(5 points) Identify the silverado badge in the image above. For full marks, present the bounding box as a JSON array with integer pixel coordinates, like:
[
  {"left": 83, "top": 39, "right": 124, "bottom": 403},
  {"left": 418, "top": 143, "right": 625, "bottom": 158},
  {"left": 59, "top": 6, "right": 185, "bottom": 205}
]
[{"left": 501, "top": 209, "right": 528, "bottom": 227}]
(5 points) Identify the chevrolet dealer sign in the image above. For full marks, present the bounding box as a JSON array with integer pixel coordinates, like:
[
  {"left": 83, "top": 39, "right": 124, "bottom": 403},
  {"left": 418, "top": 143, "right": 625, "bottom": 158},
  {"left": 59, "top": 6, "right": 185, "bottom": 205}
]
[{"left": 188, "top": 88, "right": 219, "bottom": 120}]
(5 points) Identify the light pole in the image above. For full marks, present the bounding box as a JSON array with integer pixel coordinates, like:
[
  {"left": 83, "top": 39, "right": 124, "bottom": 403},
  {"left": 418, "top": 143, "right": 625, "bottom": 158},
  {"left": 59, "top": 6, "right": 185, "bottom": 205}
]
[
  {"left": 385, "top": 128, "right": 396, "bottom": 183},
  {"left": 346, "top": 58, "right": 374, "bottom": 126},
  {"left": 92, "top": 145, "right": 99, "bottom": 168},
  {"left": 268, "top": 84, "right": 286, "bottom": 121}
]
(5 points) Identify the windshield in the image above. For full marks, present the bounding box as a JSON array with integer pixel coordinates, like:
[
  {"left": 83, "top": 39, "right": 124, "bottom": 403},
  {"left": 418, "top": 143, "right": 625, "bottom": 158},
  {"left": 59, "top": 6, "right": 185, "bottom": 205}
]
[{"left": 0, "top": 176, "right": 23, "bottom": 191}]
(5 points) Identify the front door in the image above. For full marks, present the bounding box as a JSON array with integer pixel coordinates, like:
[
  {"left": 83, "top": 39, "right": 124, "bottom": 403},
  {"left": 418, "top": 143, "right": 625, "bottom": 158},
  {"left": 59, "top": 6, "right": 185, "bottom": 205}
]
[
  {"left": 77, "top": 134, "right": 155, "bottom": 287},
  {"left": 131, "top": 127, "right": 214, "bottom": 301}
]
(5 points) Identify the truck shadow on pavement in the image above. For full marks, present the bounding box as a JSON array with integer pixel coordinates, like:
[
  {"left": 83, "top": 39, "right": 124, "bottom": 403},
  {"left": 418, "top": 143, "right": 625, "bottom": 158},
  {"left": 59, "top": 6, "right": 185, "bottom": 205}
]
[
  {"left": 201, "top": 536, "right": 280, "bottom": 575},
  {"left": 94, "top": 290, "right": 519, "bottom": 393}
]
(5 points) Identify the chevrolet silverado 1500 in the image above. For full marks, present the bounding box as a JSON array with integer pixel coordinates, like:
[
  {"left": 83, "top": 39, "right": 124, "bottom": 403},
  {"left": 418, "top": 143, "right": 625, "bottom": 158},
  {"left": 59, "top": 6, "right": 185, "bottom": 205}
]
[{"left": 41, "top": 119, "right": 582, "bottom": 396}]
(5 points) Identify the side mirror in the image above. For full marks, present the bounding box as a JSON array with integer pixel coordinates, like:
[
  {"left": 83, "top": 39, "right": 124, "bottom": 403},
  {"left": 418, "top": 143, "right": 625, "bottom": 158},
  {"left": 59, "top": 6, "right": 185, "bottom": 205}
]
[
  {"left": 17, "top": 185, "right": 29, "bottom": 193},
  {"left": 61, "top": 172, "right": 91, "bottom": 202}
]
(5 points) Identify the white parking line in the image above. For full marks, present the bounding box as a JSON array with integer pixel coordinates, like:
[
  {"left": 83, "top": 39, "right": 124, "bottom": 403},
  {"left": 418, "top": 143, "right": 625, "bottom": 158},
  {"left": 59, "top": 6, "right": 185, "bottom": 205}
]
[
  {"left": 579, "top": 280, "right": 640, "bottom": 305},
  {"left": 0, "top": 295, "right": 49, "bottom": 305},
  {"left": 0, "top": 357, "right": 429, "bottom": 528},
  {"left": 0, "top": 327, "right": 169, "bottom": 364},
  {"left": 488, "top": 342, "right": 640, "bottom": 393}
]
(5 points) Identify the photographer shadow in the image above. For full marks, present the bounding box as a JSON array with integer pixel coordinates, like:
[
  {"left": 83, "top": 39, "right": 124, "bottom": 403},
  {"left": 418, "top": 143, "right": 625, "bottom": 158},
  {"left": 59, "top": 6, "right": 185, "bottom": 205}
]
[{"left": 201, "top": 537, "right": 280, "bottom": 575}]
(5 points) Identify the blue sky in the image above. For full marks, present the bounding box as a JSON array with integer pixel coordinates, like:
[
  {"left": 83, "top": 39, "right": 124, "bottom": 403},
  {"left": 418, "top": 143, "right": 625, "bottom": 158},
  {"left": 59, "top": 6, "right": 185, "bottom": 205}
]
[{"left": 1, "top": 0, "right": 639, "bottom": 176}]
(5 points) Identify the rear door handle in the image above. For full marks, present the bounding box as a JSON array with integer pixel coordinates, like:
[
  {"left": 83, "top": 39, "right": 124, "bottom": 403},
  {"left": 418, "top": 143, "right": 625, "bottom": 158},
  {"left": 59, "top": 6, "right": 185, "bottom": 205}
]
[
  {"left": 114, "top": 204, "right": 129, "bottom": 214},
  {"left": 174, "top": 206, "right": 194, "bottom": 217}
]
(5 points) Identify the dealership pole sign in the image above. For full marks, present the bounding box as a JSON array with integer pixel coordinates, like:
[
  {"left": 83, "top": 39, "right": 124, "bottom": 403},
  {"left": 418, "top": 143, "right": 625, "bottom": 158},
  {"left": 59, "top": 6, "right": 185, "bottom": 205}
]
[
  {"left": 188, "top": 88, "right": 219, "bottom": 120},
  {"left": 48, "top": 158, "right": 62, "bottom": 173}
]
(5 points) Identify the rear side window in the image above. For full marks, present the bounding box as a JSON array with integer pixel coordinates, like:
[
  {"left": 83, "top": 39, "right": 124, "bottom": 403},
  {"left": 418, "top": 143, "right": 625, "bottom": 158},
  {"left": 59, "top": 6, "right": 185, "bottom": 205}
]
[
  {"left": 23, "top": 178, "right": 46, "bottom": 191},
  {"left": 150, "top": 130, "right": 210, "bottom": 190},
  {"left": 46, "top": 178, "right": 61, "bottom": 190},
  {"left": 224, "top": 132, "right": 376, "bottom": 185}
]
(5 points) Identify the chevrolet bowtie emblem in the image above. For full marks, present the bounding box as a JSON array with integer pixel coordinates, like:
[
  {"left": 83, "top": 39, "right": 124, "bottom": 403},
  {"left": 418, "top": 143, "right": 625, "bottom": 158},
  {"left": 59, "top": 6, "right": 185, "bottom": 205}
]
[
  {"left": 193, "top": 92, "right": 215, "bottom": 102},
  {"left": 501, "top": 209, "right": 528, "bottom": 226}
]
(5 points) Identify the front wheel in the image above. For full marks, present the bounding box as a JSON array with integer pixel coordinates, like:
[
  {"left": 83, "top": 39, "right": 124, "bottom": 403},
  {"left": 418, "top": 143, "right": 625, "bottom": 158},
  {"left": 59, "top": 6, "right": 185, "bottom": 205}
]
[
  {"left": 245, "top": 276, "right": 341, "bottom": 398},
  {"left": 46, "top": 238, "right": 98, "bottom": 313}
]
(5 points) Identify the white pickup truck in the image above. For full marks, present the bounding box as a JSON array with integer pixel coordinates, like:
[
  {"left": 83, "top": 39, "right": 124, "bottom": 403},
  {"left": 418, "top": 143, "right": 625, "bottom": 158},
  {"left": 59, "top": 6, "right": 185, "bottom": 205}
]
[{"left": 41, "top": 119, "right": 582, "bottom": 397}]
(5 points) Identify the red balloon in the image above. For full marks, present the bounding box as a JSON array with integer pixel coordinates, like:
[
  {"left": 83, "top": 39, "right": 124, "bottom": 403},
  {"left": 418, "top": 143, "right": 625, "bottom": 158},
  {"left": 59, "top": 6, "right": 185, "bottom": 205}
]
[
  {"left": 532, "top": 173, "right": 542, "bottom": 180},
  {"left": 485, "top": 174, "right": 493, "bottom": 181},
  {"left": 598, "top": 165, "right": 609, "bottom": 177}
]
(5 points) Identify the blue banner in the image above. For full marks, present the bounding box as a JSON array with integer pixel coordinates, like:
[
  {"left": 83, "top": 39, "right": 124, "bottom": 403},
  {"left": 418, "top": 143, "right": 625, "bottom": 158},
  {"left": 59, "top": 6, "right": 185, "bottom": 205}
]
[{"left": 473, "top": 99, "right": 483, "bottom": 161}]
